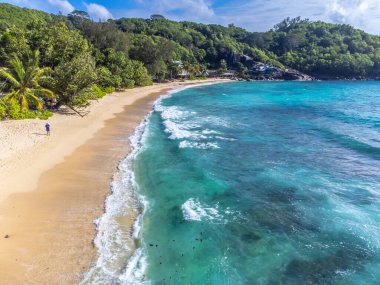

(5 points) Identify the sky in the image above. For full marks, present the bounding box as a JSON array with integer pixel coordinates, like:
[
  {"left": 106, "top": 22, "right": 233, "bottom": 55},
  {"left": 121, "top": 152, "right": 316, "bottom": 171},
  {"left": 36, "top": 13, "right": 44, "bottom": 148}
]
[{"left": 1, "top": 0, "right": 380, "bottom": 35}]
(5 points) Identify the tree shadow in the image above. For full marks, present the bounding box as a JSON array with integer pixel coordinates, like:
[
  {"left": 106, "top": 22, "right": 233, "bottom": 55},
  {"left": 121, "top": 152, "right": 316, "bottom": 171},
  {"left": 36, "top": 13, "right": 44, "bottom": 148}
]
[{"left": 55, "top": 106, "right": 90, "bottom": 117}]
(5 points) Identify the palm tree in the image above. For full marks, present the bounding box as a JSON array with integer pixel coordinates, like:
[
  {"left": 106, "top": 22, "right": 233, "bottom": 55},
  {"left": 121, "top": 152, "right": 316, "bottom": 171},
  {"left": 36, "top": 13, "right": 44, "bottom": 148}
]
[
  {"left": 0, "top": 50, "right": 54, "bottom": 111},
  {"left": 200, "top": 65, "right": 208, "bottom": 76}
]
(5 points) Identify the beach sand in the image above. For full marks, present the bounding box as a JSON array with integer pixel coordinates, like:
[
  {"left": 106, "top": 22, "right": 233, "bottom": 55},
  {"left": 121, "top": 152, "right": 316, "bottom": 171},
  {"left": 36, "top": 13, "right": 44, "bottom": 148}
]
[{"left": 0, "top": 79, "right": 227, "bottom": 284}]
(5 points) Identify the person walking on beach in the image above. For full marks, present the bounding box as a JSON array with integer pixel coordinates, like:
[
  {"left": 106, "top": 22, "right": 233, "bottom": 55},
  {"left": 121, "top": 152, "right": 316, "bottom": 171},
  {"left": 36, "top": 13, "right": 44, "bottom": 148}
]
[{"left": 45, "top": 122, "right": 51, "bottom": 136}]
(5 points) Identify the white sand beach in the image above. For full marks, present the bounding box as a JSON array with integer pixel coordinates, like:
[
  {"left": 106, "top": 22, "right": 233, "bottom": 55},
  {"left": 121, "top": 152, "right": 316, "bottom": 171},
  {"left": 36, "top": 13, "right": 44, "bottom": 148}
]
[{"left": 0, "top": 79, "right": 227, "bottom": 284}]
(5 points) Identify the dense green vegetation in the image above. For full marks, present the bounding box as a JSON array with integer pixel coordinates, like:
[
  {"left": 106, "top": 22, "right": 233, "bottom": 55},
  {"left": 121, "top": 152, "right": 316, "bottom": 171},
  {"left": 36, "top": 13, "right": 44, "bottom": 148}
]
[
  {"left": 115, "top": 18, "right": 284, "bottom": 69},
  {"left": 0, "top": 50, "right": 53, "bottom": 110},
  {"left": 260, "top": 17, "right": 380, "bottom": 78},
  {"left": 0, "top": 4, "right": 379, "bottom": 119},
  {"left": 0, "top": 3, "right": 53, "bottom": 29},
  {"left": 110, "top": 16, "right": 380, "bottom": 79},
  {"left": 0, "top": 5, "right": 153, "bottom": 119}
]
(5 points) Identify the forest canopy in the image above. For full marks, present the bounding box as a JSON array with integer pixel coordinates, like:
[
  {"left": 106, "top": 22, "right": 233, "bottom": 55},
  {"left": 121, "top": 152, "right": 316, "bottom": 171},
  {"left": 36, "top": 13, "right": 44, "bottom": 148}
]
[{"left": 0, "top": 3, "right": 379, "bottom": 119}]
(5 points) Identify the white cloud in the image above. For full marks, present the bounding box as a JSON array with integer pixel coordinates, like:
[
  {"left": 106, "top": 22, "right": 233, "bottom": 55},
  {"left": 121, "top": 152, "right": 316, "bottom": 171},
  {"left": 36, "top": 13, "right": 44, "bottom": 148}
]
[
  {"left": 132, "top": 0, "right": 214, "bottom": 21},
  {"left": 324, "top": 0, "right": 380, "bottom": 34},
  {"left": 214, "top": 0, "right": 324, "bottom": 31},
  {"left": 47, "top": 0, "right": 74, "bottom": 14},
  {"left": 84, "top": 3, "right": 113, "bottom": 20},
  {"left": 158, "top": 0, "right": 214, "bottom": 18},
  {"left": 212, "top": 0, "right": 380, "bottom": 35}
]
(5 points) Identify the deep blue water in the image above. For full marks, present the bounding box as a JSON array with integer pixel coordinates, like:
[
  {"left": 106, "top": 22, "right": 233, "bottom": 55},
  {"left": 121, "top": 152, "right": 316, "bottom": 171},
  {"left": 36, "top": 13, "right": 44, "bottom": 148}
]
[{"left": 131, "top": 81, "right": 380, "bottom": 284}]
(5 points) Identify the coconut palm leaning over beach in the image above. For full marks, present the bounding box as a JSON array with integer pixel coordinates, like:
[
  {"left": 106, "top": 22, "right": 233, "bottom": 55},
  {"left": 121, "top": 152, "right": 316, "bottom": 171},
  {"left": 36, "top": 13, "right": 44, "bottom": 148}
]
[{"left": 0, "top": 50, "right": 55, "bottom": 111}]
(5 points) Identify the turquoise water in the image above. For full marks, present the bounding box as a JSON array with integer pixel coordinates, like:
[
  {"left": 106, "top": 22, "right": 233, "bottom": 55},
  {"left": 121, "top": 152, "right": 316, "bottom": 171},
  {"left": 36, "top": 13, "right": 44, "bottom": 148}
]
[{"left": 132, "top": 81, "right": 380, "bottom": 285}]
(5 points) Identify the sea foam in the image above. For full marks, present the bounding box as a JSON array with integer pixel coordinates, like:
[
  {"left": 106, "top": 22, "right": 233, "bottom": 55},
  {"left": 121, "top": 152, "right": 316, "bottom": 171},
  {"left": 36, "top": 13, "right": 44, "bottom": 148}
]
[
  {"left": 156, "top": 97, "right": 234, "bottom": 149},
  {"left": 80, "top": 114, "right": 151, "bottom": 285},
  {"left": 179, "top": 141, "right": 220, "bottom": 149},
  {"left": 181, "top": 198, "right": 222, "bottom": 222},
  {"left": 80, "top": 85, "right": 213, "bottom": 284},
  {"left": 80, "top": 83, "right": 231, "bottom": 284}
]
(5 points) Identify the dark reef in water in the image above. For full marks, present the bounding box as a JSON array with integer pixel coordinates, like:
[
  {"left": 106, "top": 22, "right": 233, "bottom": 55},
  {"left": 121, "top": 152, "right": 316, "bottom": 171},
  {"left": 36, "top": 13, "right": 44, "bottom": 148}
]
[
  {"left": 242, "top": 182, "right": 321, "bottom": 234},
  {"left": 285, "top": 233, "right": 375, "bottom": 284}
]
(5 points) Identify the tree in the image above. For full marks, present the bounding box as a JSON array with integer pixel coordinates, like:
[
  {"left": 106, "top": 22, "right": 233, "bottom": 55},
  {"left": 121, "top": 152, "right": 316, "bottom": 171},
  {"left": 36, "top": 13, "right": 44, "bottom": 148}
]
[
  {"left": 96, "top": 66, "right": 121, "bottom": 88},
  {"left": 235, "top": 62, "right": 248, "bottom": 78},
  {"left": 67, "top": 10, "right": 91, "bottom": 28},
  {"left": 72, "top": 20, "right": 130, "bottom": 54},
  {"left": 68, "top": 10, "right": 90, "bottom": 20},
  {"left": 130, "top": 37, "right": 176, "bottom": 80},
  {"left": 154, "top": 60, "right": 168, "bottom": 81},
  {"left": 0, "top": 50, "right": 54, "bottom": 111},
  {"left": 125, "top": 60, "right": 153, "bottom": 86},
  {"left": 218, "top": 59, "right": 227, "bottom": 74},
  {"left": 52, "top": 52, "right": 97, "bottom": 113},
  {"left": 167, "top": 61, "right": 182, "bottom": 79},
  {"left": 27, "top": 21, "right": 92, "bottom": 68},
  {"left": 150, "top": 14, "right": 166, "bottom": 21},
  {"left": 0, "top": 28, "right": 29, "bottom": 62}
]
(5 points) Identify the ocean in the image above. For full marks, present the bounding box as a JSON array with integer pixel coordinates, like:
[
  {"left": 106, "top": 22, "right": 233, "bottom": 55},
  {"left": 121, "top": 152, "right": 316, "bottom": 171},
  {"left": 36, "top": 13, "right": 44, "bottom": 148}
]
[{"left": 82, "top": 81, "right": 380, "bottom": 285}]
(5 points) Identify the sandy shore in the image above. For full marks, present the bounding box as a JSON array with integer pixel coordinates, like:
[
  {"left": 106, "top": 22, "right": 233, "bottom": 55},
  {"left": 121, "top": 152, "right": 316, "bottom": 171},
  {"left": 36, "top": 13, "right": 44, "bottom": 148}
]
[{"left": 0, "top": 79, "right": 228, "bottom": 284}]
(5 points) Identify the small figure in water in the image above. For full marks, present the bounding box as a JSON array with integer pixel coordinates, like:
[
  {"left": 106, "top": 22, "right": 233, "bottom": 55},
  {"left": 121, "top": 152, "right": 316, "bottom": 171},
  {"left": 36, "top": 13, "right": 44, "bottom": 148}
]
[{"left": 45, "top": 122, "right": 51, "bottom": 136}]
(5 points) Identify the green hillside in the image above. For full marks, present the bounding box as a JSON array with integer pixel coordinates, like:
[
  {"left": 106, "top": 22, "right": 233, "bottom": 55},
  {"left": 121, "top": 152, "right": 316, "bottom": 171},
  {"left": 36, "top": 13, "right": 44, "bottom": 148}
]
[
  {"left": 0, "top": 3, "right": 54, "bottom": 28},
  {"left": 260, "top": 18, "right": 380, "bottom": 78},
  {"left": 1, "top": 3, "right": 379, "bottom": 79},
  {"left": 0, "top": 3, "right": 379, "bottom": 119},
  {"left": 110, "top": 17, "right": 380, "bottom": 78}
]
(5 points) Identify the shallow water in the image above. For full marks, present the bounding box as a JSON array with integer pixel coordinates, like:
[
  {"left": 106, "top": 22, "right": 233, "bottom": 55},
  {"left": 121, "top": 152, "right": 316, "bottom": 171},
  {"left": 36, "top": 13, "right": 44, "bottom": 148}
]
[{"left": 84, "top": 81, "right": 380, "bottom": 284}]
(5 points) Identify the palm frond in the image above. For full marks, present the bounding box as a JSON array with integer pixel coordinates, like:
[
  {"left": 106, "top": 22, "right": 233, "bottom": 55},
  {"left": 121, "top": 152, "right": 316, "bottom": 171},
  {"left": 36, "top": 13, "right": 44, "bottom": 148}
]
[
  {"left": 24, "top": 65, "right": 39, "bottom": 87},
  {"left": 3, "top": 90, "right": 18, "bottom": 101},
  {"left": 2, "top": 51, "right": 54, "bottom": 112},
  {"left": 20, "top": 94, "right": 29, "bottom": 111},
  {"left": 8, "top": 55, "right": 25, "bottom": 84},
  {"left": 34, "top": 87, "right": 56, "bottom": 99},
  {"left": 28, "top": 93, "right": 43, "bottom": 110},
  {"left": 31, "top": 50, "right": 40, "bottom": 64},
  {"left": 31, "top": 67, "right": 52, "bottom": 86},
  {"left": 0, "top": 68, "right": 21, "bottom": 87},
  {"left": 24, "top": 51, "right": 41, "bottom": 87},
  {"left": 36, "top": 67, "right": 52, "bottom": 78}
]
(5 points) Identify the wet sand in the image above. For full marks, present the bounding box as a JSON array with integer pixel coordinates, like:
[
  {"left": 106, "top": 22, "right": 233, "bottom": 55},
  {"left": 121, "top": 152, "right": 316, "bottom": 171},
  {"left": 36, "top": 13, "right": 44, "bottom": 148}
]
[{"left": 0, "top": 80, "right": 227, "bottom": 284}]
